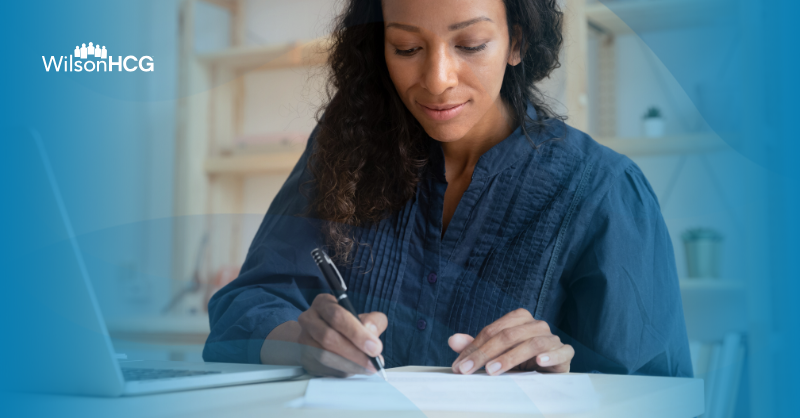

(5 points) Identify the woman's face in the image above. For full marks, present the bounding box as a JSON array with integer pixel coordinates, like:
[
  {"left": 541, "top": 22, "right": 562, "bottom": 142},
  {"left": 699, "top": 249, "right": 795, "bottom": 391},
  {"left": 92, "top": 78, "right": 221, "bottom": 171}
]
[{"left": 382, "top": 0, "right": 519, "bottom": 143}]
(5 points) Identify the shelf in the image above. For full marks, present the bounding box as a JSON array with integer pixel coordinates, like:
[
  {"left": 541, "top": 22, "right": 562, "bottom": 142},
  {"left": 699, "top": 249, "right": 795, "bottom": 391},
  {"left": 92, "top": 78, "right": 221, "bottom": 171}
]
[
  {"left": 586, "top": 0, "right": 732, "bottom": 35},
  {"left": 103, "top": 280, "right": 735, "bottom": 345},
  {"left": 205, "top": 134, "right": 726, "bottom": 174},
  {"left": 679, "top": 278, "right": 744, "bottom": 291},
  {"left": 205, "top": 151, "right": 304, "bottom": 175},
  {"left": 196, "top": 37, "right": 331, "bottom": 72},
  {"left": 679, "top": 279, "right": 747, "bottom": 342},
  {"left": 106, "top": 315, "right": 210, "bottom": 345},
  {"left": 596, "top": 133, "right": 729, "bottom": 156}
]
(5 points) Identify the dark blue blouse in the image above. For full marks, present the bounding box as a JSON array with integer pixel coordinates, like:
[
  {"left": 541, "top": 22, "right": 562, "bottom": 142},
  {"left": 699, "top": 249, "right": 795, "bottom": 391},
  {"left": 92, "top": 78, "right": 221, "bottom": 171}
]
[{"left": 203, "top": 105, "right": 693, "bottom": 377}]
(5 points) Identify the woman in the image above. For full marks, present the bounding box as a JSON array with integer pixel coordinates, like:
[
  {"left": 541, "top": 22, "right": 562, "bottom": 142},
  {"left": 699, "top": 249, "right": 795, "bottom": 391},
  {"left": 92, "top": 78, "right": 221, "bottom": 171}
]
[{"left": 203, "top": 0, "right": 692, "bottom": 378}]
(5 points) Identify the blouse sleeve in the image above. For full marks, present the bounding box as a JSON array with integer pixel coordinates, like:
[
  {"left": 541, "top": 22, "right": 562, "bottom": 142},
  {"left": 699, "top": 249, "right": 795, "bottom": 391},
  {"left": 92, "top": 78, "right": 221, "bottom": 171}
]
[
  {"left": 555, "top": 163, "right": 693, "bottom": 377},
  {"left": 202, "top": 126, "right": 328, "bottom": 365}
]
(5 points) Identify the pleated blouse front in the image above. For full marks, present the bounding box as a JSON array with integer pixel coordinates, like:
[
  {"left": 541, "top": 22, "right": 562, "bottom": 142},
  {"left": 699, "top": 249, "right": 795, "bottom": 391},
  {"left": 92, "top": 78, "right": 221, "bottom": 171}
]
[{"left": 204, "top": 105, "right": 693, "bottom": 377}]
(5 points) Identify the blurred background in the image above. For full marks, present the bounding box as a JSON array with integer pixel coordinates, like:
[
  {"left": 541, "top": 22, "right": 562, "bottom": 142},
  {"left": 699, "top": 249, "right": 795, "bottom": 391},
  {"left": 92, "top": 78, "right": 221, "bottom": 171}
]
[{"left": 59, "top": 1, "right": 769, "bottom": 417}]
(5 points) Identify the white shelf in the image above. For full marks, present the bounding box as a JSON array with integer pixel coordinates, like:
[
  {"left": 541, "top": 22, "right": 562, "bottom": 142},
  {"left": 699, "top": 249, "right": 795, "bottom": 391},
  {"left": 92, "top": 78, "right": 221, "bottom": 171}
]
[
  {"left": 106, "top": 315, "right": 210, "bottom": 345},
  {"left": 205, "top": 151, "right": 304, "bottom": 175},
  {"left": 204, "top": 134, "right": 726, "bottom": 175},
  {"left": 679, "top": 278, "right": 747, "bottom": 342},
  {"left": 196, "top": 37, "right": 330, "bottom": 72},
  {"left": 679, "top": 278, "right": 744, "bottom": 291},
  {"left": 596, "top": 133, "right": 730, "bottom": 156},
  {"left": 104, "top": 280, "right": 738, "bottom": 346},
  {"left": 586, "top": 0, "right": 732, "bottom": 35}
]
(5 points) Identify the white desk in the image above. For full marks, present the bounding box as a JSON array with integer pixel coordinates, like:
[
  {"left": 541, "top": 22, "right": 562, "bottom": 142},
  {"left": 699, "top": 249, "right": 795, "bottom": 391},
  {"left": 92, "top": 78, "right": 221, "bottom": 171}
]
[{"left": 8, "top": 367, "right": 704, "bottom": 417}]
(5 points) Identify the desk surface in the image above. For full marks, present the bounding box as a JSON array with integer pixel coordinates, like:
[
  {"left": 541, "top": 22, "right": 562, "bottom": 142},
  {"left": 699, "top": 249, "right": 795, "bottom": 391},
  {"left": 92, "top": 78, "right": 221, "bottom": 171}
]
[{"left": 9, "top": 366, "right": 703, "bottom": 418}]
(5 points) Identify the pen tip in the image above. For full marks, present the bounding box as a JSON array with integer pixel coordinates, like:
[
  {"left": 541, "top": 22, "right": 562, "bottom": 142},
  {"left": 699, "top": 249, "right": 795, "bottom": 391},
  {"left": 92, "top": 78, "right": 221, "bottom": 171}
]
[{"left": 380, "top": 369, "right": 388, "bottom": 381}]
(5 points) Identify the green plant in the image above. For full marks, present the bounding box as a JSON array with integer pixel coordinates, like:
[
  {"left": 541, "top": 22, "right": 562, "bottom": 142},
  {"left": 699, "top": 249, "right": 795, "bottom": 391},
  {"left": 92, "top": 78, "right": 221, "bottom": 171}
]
[{"left": 643, "top": 106, "right": 661, "bottom": 119}]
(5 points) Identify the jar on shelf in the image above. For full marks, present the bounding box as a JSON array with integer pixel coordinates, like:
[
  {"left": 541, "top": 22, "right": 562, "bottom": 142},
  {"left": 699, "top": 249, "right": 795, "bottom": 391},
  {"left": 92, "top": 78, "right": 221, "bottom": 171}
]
[{"left": 682, "top": 228, "right": 723, "bottom": 278}]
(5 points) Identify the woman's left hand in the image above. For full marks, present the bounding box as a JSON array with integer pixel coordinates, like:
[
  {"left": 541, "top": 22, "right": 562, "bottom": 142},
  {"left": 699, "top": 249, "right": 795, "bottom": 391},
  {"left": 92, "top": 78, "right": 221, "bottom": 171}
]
[{"left": 449, "top": 308, "right": 574, "bottom": 375}]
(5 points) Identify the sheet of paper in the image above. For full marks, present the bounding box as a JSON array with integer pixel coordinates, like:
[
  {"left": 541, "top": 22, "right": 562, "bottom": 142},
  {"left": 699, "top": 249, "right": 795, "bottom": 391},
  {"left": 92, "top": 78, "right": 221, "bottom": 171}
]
[{"left": 300, "top": 370, "right": 599, "bottom": 414}]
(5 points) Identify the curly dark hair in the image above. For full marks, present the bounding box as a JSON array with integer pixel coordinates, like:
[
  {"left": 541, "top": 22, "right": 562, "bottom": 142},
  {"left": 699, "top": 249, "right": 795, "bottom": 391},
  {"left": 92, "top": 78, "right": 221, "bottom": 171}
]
[{"left": 309, "top": 0, "right": 564, "bottom": 262}]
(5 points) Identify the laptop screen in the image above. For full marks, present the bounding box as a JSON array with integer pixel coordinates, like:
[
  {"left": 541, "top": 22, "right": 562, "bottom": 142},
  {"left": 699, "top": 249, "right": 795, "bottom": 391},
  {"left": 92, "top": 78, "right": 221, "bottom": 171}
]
[{"left": 1, "top": 127, "right": 123, "bottom": 396}]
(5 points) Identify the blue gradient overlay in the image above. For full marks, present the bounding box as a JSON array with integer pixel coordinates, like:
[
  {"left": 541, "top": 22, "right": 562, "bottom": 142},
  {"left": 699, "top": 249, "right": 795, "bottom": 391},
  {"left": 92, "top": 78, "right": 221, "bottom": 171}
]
[{"left": 1, "top": 0, "right": 798, "bottom": 416}]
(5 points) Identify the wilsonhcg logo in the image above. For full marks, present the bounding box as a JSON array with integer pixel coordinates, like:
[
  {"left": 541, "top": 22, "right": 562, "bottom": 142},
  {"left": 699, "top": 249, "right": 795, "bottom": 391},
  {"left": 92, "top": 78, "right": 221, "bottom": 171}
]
[{"left": 42, "top": 42, "right": 154, "bottom": 72}]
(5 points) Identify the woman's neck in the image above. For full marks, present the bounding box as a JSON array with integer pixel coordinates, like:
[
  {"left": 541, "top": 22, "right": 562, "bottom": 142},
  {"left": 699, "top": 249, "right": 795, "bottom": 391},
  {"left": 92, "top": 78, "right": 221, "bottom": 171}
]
[
  {"left": 439, "top": 98, "right": 517, "bottom": 236},
  {"left": 440, "top": 98, "right": 516, "bottom": 179}
]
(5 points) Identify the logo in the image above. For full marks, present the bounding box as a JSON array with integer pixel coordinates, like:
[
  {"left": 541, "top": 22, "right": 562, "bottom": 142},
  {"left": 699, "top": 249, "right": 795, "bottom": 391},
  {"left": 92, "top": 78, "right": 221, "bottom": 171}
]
[{"left": 42, "top": 42, "right": 154, "bottom": 73}]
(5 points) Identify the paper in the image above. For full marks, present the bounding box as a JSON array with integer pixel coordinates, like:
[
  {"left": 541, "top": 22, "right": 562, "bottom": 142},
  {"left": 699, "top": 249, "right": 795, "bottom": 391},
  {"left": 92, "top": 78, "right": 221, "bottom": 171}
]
[{"left": 300, "top": 371, "right": 599, "bottom": 414}]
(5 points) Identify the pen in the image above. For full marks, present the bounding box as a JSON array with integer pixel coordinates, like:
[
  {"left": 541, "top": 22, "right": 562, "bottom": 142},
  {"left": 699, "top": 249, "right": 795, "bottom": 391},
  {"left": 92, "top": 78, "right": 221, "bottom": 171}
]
[{"left": 311, "top": 248, "right": 388, "bottom": 381}]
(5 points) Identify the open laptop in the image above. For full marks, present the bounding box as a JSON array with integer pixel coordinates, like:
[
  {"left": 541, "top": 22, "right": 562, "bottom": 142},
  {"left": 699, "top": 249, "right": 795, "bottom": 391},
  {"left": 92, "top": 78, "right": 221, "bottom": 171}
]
[{"left": 2, "top": 128, "right": 303, "bottom": 397}]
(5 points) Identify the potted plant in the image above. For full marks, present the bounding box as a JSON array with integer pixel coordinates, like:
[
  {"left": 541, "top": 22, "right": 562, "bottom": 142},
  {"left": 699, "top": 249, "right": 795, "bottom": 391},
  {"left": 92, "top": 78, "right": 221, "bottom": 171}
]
[{"left": 643, "top": 106, "right": 665, "bottom": 138}]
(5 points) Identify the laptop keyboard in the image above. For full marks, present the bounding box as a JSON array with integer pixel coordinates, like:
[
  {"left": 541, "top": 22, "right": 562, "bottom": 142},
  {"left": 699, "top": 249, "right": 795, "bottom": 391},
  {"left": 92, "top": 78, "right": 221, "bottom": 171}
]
[{"left": 122, "top": 367, "right": 222, "bottom": 381}]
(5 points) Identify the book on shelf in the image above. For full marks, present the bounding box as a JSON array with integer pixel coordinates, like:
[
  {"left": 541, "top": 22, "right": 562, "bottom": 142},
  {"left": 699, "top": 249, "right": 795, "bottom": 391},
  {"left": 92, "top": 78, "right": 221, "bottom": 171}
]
[{"left": 689, "top": 332, "right": 746, "bottom": 418}]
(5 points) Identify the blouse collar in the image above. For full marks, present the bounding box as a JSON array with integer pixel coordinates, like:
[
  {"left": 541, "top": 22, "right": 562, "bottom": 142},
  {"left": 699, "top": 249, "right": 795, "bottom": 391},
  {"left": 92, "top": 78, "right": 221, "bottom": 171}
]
[{"left": 427, "top": 101, "right": 543, "bottom": 182}]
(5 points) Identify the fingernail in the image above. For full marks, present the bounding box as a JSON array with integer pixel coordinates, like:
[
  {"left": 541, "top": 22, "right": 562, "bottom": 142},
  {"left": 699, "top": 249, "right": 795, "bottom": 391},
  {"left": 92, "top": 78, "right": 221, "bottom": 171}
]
[
  {"left": 366, "top": 322, "right": 378, "bottom": 334},
  {"left": 540, "top": 355, "right": 550, "bottom": 365},
  {"left": 364, "top": 339, "right": 380, "bottom": 356},
  {"left": 486, "top": 362, "right": 502, "bottom": 374},
  {"left": 459, "top": 359, "right": 474, "bottom": 374}
]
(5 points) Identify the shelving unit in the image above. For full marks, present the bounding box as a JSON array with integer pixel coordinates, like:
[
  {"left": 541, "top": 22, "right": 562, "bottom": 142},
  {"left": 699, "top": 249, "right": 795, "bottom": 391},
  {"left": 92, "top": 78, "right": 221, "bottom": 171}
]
[
  {"left": 107, "top": 316, "right": 210, "bottom": 346},
  {"left": 586, "top": 0, "right": 732, "bottom": 35},
  {"left": 596, "top": 133, "right": 730, "bottom": 156},
  {"left": 579, "top": 2, "right": 767, "bottom": 416},
  {"left": 679, "top": 278, "right": 747, "bottom": 342},
  {"left": 174, "top": 0, "right": 328, "bottom": 306},
  {"left": 679, "top": 278, "right": 744, "bottom": 292},
  {"left": 196, "top": 37, "right": 330, "bottom": 72},
  {"left": 204, "top": 151, "right": 305, "bottom": 175}
]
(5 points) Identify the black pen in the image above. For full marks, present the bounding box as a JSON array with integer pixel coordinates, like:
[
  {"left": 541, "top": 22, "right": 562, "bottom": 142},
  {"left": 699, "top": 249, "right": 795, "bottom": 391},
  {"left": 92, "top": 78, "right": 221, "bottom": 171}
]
[{"left": 311, "top": 248, "right": 388, "bottom": 380}]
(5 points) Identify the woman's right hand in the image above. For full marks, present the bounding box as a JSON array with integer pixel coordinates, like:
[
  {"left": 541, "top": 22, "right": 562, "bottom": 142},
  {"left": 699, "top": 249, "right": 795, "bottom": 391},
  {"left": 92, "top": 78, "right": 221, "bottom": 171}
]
[{"left": 262, "top": 293, "right": 388, "bottom": 377}]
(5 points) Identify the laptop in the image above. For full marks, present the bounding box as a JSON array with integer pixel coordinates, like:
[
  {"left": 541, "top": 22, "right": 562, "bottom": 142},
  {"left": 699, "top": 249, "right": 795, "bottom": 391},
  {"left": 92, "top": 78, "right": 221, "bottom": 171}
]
[{"left": 1, "top": 128, "right": 304, "bottom": 397}]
